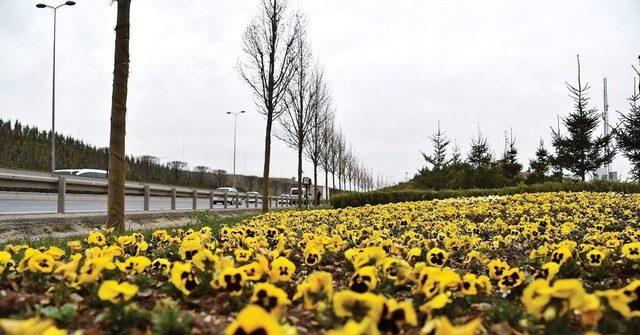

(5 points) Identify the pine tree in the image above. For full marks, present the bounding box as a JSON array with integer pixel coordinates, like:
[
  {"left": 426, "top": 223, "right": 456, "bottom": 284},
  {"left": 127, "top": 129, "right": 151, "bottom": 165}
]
[
  {"left": 467, "top": 134, "right": 493, "bottom": 169},
  {"left": 501, "top": 134, "right": 522, "bottom": 182},
  {"left": 552, "top": 55, "right": 615, "bottom": 181},
  {"left": 421, "top": 122, "right": 450, "bottom": 170},
  {"left": 449, "top": 142, "right": 462, "bottom": 166},
  {"left": 528, "top": 139, "right": 551, "bottom": 183},
  {"left": 616, "top": 64, "right": 640, "bottom": 180}
]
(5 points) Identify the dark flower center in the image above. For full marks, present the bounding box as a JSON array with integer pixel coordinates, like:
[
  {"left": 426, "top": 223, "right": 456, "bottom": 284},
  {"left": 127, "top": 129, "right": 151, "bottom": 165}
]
[
  {"left": 233, "top": 327, "right": 268, "bottom": 335},
  {"left": 351, "top": 274, "right": 371, "bottom": 293},
  {"left": 256, "top": 289, "right": 279, "bottom": 312},
  {"left": 430, "top": 252, "right": 444, "bottom": 265}
]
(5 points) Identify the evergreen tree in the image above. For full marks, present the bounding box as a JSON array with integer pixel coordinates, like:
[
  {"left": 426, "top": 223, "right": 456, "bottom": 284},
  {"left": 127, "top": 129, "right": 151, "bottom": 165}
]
[
  {"left": 528, "top": 139, "right": 551, "bottom": 183},
  {"left": 467, "top": 134, "right": 493, "bottom": 169},
  {"left": 421, "top": 122, "right": 450, "bottom": 170},
  {"left": 449, "top": 142, "right": 462, "bottom": 166},
  {"left": 616, "top": 65, "right": 640, "bottom": 180},
  {"left": 501, "top": 134, "right": 522, "bottom": 182},
  {"left": 552, "top": 55, "right": 615, "bottom": 181}
]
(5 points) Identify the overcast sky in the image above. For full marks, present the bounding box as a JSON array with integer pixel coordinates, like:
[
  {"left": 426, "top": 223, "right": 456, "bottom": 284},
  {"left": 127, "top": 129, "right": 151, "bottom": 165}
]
[{"left": 1, "top": 0, "right": 639, "bottom": 184}]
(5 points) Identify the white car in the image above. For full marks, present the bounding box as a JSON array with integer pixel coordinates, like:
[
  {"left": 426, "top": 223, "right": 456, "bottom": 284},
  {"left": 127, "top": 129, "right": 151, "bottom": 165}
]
[
  {"left": 54, "top": 169, "right": 108, "bottom": 179},
  {"left": 289, "top": 188, "right": 310, "bottom": 205},
  {"left": 213, "top": 187, "right": 241, "bottom": 205}
]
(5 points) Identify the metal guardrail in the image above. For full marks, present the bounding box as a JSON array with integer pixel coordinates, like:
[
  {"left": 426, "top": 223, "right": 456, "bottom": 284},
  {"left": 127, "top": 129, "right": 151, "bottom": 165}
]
[{"left": 0, "top": 171, "right": 293, "bottom": 214}]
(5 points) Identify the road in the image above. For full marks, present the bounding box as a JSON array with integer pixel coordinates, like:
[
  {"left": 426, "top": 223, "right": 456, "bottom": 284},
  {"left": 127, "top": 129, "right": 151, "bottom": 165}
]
[{"left": 0, "top": 192, "right": 264, "bottom": 214}]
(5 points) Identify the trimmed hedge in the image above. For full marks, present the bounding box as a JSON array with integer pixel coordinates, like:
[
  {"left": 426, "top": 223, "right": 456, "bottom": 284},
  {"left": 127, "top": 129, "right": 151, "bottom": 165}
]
[{"left": 330, "top": 180, "right": 640, "bottom": 208}]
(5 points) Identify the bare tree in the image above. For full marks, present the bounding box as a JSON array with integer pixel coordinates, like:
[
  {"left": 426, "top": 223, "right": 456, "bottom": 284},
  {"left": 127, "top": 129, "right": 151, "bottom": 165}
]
[
  {"left": 107, "top": 0, "right": 131, "bottom": 233},
  {"left": 319, "top": 110, "right": 335, "bottom": 201},
  {"left": 304, "top": 66, "right": 331, "bottom": 205},
  {"left": 328, "top": 127, "right": 341, "bottom": 190},
  {"left": 345, "top": 151, "right": 355, "bottom": 191},
  {"left": 275, "top": 13, "right": 314, "bottom": 208},
  {"left": 336, "top": 132, "right": 347, "bottom": 190},
  {"left": 338, "top": 145, "right": 350, "bottom": 191},
  {"left": 139, "top": 155, "right": 158, "bottom": 181},
  {"left": 167, "top": 161, "right": 187, "bottom": 183},
  {"left": 212, "top": 169, "right": 227, "bottom": 188},
  {"left": 194, "top": 165, "right": 209, "bottom": 186},
  {"left": 246, "top": 175, "right": 260, "bottom": 191},
  {"left": 238, "top": 0, "right": 299, "bottom": 212}
]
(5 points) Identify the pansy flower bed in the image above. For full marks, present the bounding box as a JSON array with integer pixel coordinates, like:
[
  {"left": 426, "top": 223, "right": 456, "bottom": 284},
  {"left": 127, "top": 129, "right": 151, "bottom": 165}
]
[{"left": 1, "top": 192, "right": 640, "bottom": 334}]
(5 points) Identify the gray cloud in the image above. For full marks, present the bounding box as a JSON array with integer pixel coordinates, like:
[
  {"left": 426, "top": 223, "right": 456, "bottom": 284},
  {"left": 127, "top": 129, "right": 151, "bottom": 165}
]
[{"left": 1, "top": 0, "right": 639, "bottom": 184}]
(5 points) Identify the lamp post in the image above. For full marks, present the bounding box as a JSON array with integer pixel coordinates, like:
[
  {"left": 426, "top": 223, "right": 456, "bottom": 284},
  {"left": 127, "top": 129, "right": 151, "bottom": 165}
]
[
  {"left": 226, "top": 111, "right": 245, "bottom": 175},
  {"left": 36, "top": 1, "right": 76, "bottom": 173}
]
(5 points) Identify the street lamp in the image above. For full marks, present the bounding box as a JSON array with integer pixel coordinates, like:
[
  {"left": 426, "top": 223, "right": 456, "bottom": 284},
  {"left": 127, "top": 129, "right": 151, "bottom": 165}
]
[
  {"left": 226, "top": 111, "right": 245, "bottom": 175},
  {"left": 36, "top": 1, "right": 76, "bottom": 173}
]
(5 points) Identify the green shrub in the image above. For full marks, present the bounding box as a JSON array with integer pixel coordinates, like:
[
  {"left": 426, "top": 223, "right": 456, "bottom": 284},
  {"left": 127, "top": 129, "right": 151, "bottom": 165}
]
[{"left": 331, "top": 180, "right": 640, "bottom": 208}]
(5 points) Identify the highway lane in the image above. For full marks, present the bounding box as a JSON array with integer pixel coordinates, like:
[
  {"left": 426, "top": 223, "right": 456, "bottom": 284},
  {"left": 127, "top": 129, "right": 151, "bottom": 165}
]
[{"left": 0, "top": 192, "right": 263, "bottom": 214}]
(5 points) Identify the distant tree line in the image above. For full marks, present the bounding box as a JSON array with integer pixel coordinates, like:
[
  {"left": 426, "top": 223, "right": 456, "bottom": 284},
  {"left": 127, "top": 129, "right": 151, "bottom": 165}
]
[
  {"left": 0, "top": 119, "right": 109, "bottom": 173},
  {"left": 415, "top": 55, "right": 640, "bottom": 189},
  {"left": 0, "top": 119, "right": 217, "bottom": 187}
]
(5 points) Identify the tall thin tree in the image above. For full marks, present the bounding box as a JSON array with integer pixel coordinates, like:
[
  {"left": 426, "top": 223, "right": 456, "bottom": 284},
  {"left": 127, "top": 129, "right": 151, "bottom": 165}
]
[
  {"left": 107, "top": 0, "right": 131, "bottom": 232},
  {"left": 615, "top": 61, "right": 640, "bottom": 180},
  {"left": 528, "top": 139, "right": 552, "bottom": 184},
  {"left": 304, "top": 68, "right": 331, "bottom": 205},
  {"left": 552, "top": 55, "right": 615, "bottom": 180},
  {"left": 501, "top": 132, "right": 522, "bottom": 182},
  {"left": 329, "top": 128, "right": 341, "bottom": 190},
  {"left": 238, "top": 0, "right": 299, "bottom": 212},
  {"left": 422, "top": 121, "right": 450, "bottom": 170},
  {"left": 319, "top": 114, "right": 335, "bottom": 201},
  {"left": 276, "top": 14, "right": 314, "bottom": 208}
]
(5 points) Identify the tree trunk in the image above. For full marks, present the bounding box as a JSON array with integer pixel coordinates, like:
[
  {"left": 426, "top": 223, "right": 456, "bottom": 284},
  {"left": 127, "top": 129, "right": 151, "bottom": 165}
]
[
  {"left": 107, "top": 0, "right": 131, "bottom": 233},
  {"left": 332, "top": 171, "right": 335, "bottom": 190},
  {"left": 313, "top": 161, "right": 318, "bottom": 206},
  {"left": 262, "top": 117, "right": 272, "bottom": 213},
  {"left": 297, "top": 143, "right": 303, "bottom": 209},
  {"left": 325, "top": 169, "right": 329, "bottom": 203}
]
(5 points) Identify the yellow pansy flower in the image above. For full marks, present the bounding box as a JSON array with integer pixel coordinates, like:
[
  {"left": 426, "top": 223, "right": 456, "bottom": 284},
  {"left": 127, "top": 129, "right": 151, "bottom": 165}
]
[
  {"left": 250, "top": 282, "right": 291, "bottom": 317},
  {"left": 171, "top": 262, "right": 200, "bottom": 296},
  {"left": 97, "top": 280, "right": 138, "bottom": 303},
  {"left": 225, "top": 305, "right": 283, "bottom": 335},
  {"left": 87, "top": 231, "right": 107, "bottom": 246},
  {"left": 0, "top": 317, "right": 54, "bottom": 335}
]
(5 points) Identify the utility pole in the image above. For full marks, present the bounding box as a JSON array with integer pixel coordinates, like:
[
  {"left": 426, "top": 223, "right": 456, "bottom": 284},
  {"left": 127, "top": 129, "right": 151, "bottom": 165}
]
[
  {"left": 36, "top": 1, "right": 76, "bottom": 173},
  {"left": 603, "top": 77, "right": 610, "bottom": 176},
  {"left": 226, "top": 111, "right": 246, "bottom": 175}
]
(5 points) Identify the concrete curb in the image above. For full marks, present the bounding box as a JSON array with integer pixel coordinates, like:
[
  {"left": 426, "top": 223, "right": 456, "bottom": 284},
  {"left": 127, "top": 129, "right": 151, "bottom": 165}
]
[
  {"left": 0, "top": 208, "right": 262, "bottom": 239},
  {"left": 0, "top": 208, "right": 260, "bottom": 225}
]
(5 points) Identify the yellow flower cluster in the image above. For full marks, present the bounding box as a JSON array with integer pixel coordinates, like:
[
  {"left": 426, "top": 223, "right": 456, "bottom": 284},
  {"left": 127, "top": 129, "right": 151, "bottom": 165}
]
[{"left": 0, "top": 191, "right": 639, "bottom": 334}]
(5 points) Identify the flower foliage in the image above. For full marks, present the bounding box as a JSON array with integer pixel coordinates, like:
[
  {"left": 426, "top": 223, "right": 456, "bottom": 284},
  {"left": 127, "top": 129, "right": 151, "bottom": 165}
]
[{"left": 0, "top": 192, "right": 640, "bottom": 334}]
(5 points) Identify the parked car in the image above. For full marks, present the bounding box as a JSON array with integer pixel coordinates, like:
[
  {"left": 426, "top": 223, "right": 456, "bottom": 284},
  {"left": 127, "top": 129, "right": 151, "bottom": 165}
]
[
  {"left": 289, "top": 188, "right": 310, "bottom": 205},
  {"left": 247, "top": 191, "right": 262, "bottom": 204},
  {"left": 54, "top": 169, "right": 108, "bottom": 179},
  {"left": 212, "top": 187, "right": 242, "bottom": 205}
]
